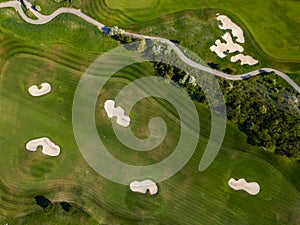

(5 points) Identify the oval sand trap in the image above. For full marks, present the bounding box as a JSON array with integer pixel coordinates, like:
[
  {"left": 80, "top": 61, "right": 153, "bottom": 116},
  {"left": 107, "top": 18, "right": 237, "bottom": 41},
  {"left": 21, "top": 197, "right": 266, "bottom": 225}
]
[
  {"left": 228, "top": 178, "right": 260, "bottom": 195},
  {"left": 28, "top": 83, "right": 51, "bottom": 96},
  {"left": 231, "top": 54, "right": 259, "bottom": 66},
  {"left": 130, "top": 179, "right": 158, "bottom": 195},
  {"left": 26, "top": 137, "right": 60, "bottom": 157}
]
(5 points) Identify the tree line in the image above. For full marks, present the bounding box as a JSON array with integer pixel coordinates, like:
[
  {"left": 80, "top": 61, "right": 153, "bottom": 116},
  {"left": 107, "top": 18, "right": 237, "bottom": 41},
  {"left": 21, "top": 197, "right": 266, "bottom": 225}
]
[{"left": 153, "top": 61, "right": 300, "bottom": 161}]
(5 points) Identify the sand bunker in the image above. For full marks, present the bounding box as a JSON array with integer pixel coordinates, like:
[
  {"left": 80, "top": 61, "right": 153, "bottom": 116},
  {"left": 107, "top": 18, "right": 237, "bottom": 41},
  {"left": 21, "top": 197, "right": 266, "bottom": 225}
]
[
  {"left": 228, "top": 178, "right": 260, "bottom": 195},
  {"left": 28, "top": 83, "right": 51, "bottom": 96},
  {"left": 104, "top": 100, "right": 130, "bottom": 127},
  {"left": 231, "top": 54, "right": 259, "bottom": 66},
  {"left": 130, "top": 179, "right": 158, "bottom": 195},
  {"left": 217, "top": 15, "right": 244, "bottom": 43},
  {"left": 210, "top": 32, "right": 244, "bottom": 58},
  {"left": 26, "top": 137, "right": 60, "bottom": 156},
  {"left": 210, "top": 15, "right": 259, "bottom": 66}
]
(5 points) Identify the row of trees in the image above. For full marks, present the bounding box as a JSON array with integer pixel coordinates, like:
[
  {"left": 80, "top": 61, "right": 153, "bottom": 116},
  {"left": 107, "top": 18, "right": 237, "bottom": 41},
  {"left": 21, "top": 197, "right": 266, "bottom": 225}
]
[
  {"left": 105, "top": 35, "right": 300, "bottom": 161},
  {"left": 221, "top": 75, "right": 299, "bottom": 160},
  {"left": 152, "top": 61, "right": 300, "bottom": 161}
]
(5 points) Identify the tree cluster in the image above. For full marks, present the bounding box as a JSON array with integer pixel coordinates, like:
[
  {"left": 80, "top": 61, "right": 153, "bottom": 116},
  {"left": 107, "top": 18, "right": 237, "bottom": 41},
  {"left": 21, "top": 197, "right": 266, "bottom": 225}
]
[{"left": 152, "top": 62, "right": 300, "bottom": 161}]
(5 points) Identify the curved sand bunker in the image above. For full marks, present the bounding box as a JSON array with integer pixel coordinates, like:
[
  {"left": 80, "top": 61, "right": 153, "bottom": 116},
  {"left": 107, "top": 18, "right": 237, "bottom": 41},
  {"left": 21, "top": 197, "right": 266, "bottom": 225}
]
[
  {"left": 26, "top": 137, "right": 60, "bottom": 156},
  {"left": 104, "top": 100, "right": 130, "bottom": 127},
  {"left": 231, "top": 54, "right": 259, "bottom": 66},
  {"left": 130, "top": 179, "right": 158, "bottom": 195},
  {"left": 228, "top": 178, "right": 260, "bottom": 195},
  {"left": 28, "top": 83, "right": 51, "bottom": 96},
  {"left": 210, "top": 32, "right": 244, "bottom": 58},
  {"left": 210, "top": 14, "right": 259, "bottom": 66},
  {"left": 217, "top": 15, "right": 244, "bottom": 43}
]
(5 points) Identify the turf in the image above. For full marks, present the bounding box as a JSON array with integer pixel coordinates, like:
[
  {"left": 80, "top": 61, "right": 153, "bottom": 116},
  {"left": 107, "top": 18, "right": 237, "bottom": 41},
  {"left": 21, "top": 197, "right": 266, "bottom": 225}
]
[
  {"left": 106, "top": 0, "right": 155, "bottom": 9},
  {"left": 3, "top": 203, "right": 100, "bottom": 225},
  {"left": 127, "top": 9, "right": 300, "bottom": 74},
  {"left": 81, "top": 0, "right": 300, "bottom": 61},
  {"left": 18, "top": 0, "right": 300, "bottom": 64},
  {"left": 0, "top": 52, "right": 299, "bottom": 224},
  {"left": 33, "top": 0, "right": 82, "bottom": 15},
  {"left": 0, "top": 1, "right": 299, "bottom": 224}
]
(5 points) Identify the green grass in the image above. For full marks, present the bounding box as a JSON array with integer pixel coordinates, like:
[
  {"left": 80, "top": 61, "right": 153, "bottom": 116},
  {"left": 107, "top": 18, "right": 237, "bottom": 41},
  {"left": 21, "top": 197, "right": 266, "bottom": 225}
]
[
  {"left": 106, "top": 0, "right": 156, "bottom": 9},
  {"left": 130, "top": 9, "right": 300, "bottom": 74},
  {"left": 0, "top": 1, "right": 299, "bottom": 224},
  {"left": 0, "top": 8, "right": 117, "bottom": 53},
  {"left": 126, "top": 9, "right": 300, "bottom": 76},
  {"left": 33, "top": 0, "right": 82, "bottom": 15},
  {"left": 0, "top": 51, "right": 299, "bottom": 224},
  {"left": 81, "top": 0, "right": 300, "bottom": 61},
  {"left": 14, "top": 0, "right": 299, "bottom": 67},
  {"left": 95, "top": 62, "right": 181, "bottom": 166},
  {"left": 2, "top": 203, "right": 100, "bottom": 225}
]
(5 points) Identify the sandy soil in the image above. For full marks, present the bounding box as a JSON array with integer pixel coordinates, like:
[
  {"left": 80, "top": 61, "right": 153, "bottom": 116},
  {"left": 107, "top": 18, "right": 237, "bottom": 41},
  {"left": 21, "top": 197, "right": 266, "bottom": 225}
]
[
  {"left": 217, "top": 15, "right": 245, "bottom": 43},
  {"left": 230, "top": 54, "right": 259, "bottom": 65},
  {"left": 130, "top": 179, "right": 158, "bottom": 195},
  {"left": 104, "top": 100, "right": 130, "bottom": 127},
  {"left": 228, "top": 178, "right": 260, "bottom": 195},
  {"left": 26, "top": 137, "right": 60, "bottom": 156},
  {"left": 210, "top": 32, "right": 244, "bottom": 58},
  {"left": 28, "top": 83, "right": 51, "bottom": 96}
]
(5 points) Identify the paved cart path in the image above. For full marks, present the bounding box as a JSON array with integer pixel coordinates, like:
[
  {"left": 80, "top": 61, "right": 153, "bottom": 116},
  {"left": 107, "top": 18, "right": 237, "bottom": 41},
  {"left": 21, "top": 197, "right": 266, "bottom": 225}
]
[{"left": 0, "top": 0, "right": 299, "bottom": 93}]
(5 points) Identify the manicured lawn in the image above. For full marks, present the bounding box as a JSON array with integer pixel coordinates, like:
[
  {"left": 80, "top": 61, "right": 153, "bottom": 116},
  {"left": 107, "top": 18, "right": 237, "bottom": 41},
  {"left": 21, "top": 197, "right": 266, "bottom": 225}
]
[
  {"left": 106, "top": 0, "right": 155, "bottom": 9},
  {"left": 3, "top": 203, "right": 100, "bottom": 225},
  {"left": 82, "top": 0, "right": 300, "bottom": 61},
  {"left": 0, "top": 51, "right": 299, "bottom": 224},
  {"left": 29, "top": 0, "right": 82, "bottom": 15},
  {"left": 0, "top": 1, "right": 299, "bottom": 224},
  {"left": 127, "top": 9, "right": 300, "bottom": 74}
]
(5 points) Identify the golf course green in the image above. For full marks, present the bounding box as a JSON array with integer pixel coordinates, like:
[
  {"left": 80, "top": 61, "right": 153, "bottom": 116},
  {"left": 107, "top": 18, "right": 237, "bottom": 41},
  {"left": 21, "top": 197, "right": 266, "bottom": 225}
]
[
  {"left": 81, "top": 0, "right": 300, "bottom": 62},
  {"left": 0, "top": 0, "right": 299, "bottom": 224}
]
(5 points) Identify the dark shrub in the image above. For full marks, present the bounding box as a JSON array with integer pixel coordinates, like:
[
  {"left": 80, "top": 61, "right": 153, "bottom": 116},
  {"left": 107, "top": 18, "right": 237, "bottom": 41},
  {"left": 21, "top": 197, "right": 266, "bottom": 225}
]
[{"left": 34, "top": 195, "right": 52, "bottom": 209}]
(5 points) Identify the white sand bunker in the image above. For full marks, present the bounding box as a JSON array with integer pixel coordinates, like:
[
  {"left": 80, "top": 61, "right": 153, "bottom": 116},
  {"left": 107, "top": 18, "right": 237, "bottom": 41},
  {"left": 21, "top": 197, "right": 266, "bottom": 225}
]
[
  {"left": 130, "top": 179, "right": 158, "bottom": 195},
  {"left": 28, "top": 82, "right": 51, "bottom": 96},
  {"left": 217, "top": 15, "right": 244, "bottom": 43},
  {"left": 228, "top": 178, "right": 260, "bottom": 195},
  {"left": 26, "top": 137, "right": 60, "bottom": 157},
  {"left": 104, "top": 100, "right": 130, "bottom": 127},
  {"left": 210, "top": 14, "right": 259, "bottom": 66},
  {"left": 231, "top": 54, "right": 259, "bottom": 66},
  {"left": 210, "top": 32, "right": 244, "bottom": 58}
]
